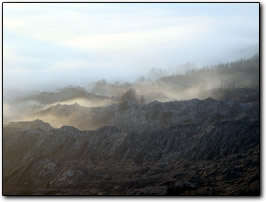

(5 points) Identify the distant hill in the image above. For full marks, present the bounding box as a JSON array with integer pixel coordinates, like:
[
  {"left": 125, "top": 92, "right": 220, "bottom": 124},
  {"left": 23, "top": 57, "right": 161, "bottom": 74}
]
[
  {"left": 89, "top": 54, "right": 259, "bottom": 101},
  {"left": 31, "top": 93, "right": 259, "bottom": 131},
  {"left": 17, "top": 86, "right": 113, "bottom": 105}
]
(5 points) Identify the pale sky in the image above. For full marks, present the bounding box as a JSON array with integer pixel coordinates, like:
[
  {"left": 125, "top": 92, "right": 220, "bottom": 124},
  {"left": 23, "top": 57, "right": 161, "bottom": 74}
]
[{"left": 3, "top": 3, "right": 259, "bottom": 93}]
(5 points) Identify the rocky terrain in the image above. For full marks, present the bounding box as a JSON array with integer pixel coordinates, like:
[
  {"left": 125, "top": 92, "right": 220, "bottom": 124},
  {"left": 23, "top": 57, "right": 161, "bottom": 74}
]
[
  {"left": 3, "top": 94, "right": 260, "bottom": 195},
  {"left": 28, "top": 88, "right": 258, "bottom": 131},
  {"left": 3, "top": 86, "right": 115, "bottom": 122},
  {"left": 16, "top": 86, "right": 112, "bottom": 106},
  {"left": 3, "top": 55, "right": 260, "bottom": 195}
]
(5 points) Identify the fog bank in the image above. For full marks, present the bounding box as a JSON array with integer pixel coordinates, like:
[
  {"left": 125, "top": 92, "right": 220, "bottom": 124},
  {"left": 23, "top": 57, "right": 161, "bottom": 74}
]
[{"left": 3, "top": 3, "right": 259, "bottom": 96}]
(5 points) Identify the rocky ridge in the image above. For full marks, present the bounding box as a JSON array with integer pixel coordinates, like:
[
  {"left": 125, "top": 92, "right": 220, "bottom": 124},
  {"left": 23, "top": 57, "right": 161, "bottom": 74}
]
[
  {"left": 3, "top": 96, "right": 260, "bottom": 195},
  {"left": 35, "top": 96, "right": 259, "bottom": 132}
]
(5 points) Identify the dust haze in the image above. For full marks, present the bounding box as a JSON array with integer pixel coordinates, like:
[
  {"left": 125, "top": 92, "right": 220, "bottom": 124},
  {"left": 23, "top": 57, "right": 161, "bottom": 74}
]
[{"left": 3, "top": 52, "right": 259, "bottom": 129}]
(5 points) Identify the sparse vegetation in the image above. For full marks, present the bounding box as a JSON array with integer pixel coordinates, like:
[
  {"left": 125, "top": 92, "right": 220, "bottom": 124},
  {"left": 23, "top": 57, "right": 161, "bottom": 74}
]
[{"left": 120, "top": 88, "right": 138, "bottom": 103}]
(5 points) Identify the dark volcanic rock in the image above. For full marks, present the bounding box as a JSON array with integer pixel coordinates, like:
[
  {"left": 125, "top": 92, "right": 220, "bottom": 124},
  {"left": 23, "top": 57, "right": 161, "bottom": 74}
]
[
  {"left": 34, "top": 97, "right": 259, "bottom": 132},
  {"left": 3, "top": 97, "right": 260, "bottom": 195}
]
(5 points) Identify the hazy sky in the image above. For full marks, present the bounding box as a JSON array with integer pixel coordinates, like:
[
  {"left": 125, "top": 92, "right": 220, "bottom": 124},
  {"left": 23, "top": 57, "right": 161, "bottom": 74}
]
[{"left": 3, "top": 3, "right": 259, "bottom": 92}]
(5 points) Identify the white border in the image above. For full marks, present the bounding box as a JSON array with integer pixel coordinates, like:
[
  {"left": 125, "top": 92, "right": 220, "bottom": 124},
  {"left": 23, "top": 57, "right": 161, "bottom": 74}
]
[{"left": 0, "top": 1, "right": 264, "bottom": 201}]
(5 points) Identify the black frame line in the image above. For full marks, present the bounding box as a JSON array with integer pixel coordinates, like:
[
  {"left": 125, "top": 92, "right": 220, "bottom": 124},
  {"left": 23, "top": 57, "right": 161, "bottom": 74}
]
[{"left": 0, "top": 2, "right": 262, "bottom": 3}]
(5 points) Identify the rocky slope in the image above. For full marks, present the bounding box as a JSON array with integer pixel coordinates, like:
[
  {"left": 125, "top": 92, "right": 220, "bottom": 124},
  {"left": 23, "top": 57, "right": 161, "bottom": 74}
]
[
  {"left": 3, "top": 86, "right": 115, "bottom": 125},
  {"left": 33, "top": 95, "right": 259, "bottom": 132},
  {"left": 17, "top": 86, "right": 112, "bottom": 105},
  {"left": 3, "top": 95, "right": 260, "bottom": 195}
]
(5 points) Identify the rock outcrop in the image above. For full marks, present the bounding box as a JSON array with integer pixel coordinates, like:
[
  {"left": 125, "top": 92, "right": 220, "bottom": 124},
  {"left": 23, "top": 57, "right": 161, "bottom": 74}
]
[
  {"left": 3, "top": 96, "right": 260, "bottom": 195},
  {"left": 34, "top": 96, "right": 259, "bottom": 132}
]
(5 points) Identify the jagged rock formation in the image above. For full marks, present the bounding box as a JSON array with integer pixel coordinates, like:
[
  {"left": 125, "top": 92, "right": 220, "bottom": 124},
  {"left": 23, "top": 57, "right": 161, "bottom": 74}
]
[
  {"left": 3, "top": 95, "right": 260, "bottom": 195},
  {"left": 141, "top": 92, "right": 171, "bottom": 103},
  {"left": 3, "top": 87, "right": 115, "bottom": 125},
  {"left": 208, "top": 88, "right": 260, "bottom": 103},
  {"left": 34, "top": 95, "right": 259, "bottom": 132}
]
